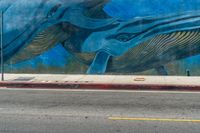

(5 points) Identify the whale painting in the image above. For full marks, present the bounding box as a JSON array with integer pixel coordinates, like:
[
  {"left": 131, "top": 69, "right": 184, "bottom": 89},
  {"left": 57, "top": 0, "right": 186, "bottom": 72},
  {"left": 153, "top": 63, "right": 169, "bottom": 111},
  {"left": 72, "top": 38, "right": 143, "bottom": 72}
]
[
  {"left": 1, "top": 0, "right": 200, "bottom": 75},
  {"left": 1, "top": 0, "right": 116, "bottom": 61},
  {"left": 84, "top": 11, "right": 200, "bottom": 75}
]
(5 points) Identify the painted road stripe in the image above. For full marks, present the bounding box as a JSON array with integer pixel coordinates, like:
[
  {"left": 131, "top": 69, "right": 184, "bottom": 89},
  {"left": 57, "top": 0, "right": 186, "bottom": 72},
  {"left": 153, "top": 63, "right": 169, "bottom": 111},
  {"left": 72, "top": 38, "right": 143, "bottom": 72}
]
[
  {"left": 108, "top": 117, "right": 200, "bottom": 123},
  {"left": 1, "top": 88, "right": 200, "bottom": 94}
]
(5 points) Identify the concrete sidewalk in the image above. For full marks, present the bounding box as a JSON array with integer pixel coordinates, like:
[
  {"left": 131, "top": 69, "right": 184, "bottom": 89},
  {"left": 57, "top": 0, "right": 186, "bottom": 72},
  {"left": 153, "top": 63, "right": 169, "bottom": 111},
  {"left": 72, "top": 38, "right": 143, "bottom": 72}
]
[{"left": 0, "top": 74, "right": 200, "bottom": 91}]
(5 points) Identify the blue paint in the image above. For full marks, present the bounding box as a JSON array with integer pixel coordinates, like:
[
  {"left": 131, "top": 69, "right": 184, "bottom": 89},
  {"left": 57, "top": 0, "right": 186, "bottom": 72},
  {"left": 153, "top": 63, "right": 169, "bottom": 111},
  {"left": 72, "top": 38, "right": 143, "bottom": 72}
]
[
  {"left": 104, "top": 0, "right": 200, "bottom": 20},
  {"left": 185, "top": 55, "right": 200, "bottom": 65},
  {"left": 11, "top": 44, "right": 70, "bottom": 68}
]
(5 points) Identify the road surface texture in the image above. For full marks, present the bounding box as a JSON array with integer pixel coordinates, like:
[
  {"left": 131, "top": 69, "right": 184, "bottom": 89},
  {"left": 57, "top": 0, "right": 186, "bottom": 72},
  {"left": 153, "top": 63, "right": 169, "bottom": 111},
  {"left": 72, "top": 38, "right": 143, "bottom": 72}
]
[{"left": 0, "top": 88, "right": 200, "bottom": 133}]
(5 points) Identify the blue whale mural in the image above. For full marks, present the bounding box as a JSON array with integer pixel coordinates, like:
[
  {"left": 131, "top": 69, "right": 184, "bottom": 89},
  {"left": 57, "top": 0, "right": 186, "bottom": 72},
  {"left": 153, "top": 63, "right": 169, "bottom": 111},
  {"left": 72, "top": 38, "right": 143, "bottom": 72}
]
[
  {"left": 1, "top": 0, "right": 200, "bottom": 75},
  {"left": 84, "top": 11, "right": 200, "bottom": 74},
  {"left": 1, "top": 0, "right": 116, "bottom": 62}
]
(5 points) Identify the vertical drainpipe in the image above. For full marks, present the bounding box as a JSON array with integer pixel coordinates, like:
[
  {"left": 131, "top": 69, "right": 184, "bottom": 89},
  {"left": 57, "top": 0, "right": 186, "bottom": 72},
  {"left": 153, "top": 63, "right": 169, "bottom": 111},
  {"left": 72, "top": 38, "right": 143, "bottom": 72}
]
[{"left": 0, "top": 11, "right": 4, "bottom": 81}]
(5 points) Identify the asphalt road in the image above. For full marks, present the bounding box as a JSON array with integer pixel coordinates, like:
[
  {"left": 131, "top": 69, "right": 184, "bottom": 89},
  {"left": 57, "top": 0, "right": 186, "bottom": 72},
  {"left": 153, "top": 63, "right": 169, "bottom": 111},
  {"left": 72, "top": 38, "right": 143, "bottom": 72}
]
[{"left": 0, "top": 88, "right": 200, "bottom": 133}]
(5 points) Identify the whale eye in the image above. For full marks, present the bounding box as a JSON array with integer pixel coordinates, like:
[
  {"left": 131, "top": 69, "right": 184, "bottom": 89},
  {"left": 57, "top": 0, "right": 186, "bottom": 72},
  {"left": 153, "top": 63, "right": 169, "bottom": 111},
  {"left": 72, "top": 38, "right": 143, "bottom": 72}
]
[
  {"left": 116, "top": 34, "right": 130, "bottom": 42},
  {"left": 47, "top": 4, "right": 62, "bottom": 18},
  {"left": 106, "top": 33, "right": 135, "bottom": 42}
]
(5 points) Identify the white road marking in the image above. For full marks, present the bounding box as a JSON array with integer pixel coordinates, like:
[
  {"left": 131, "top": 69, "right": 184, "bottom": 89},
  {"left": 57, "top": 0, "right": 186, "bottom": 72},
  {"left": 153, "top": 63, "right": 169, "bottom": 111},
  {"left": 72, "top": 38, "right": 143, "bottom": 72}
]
[{"left": 0, "top": 88, "right": 200, "bottom": 94}]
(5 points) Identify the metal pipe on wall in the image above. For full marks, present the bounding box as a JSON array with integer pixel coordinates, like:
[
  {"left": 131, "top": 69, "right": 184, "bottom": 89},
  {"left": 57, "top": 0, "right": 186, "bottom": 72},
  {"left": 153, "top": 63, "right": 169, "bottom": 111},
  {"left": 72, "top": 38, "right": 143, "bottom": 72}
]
[{"left": 0, "top": 11, "right": 4, "bottom": 81}]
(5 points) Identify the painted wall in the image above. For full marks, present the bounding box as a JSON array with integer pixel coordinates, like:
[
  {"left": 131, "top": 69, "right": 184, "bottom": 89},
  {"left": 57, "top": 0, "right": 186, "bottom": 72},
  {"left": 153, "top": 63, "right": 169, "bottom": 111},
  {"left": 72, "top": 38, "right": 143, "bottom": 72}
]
[{"left": 1, "top": 0, "right": 200, "bottom": 75}]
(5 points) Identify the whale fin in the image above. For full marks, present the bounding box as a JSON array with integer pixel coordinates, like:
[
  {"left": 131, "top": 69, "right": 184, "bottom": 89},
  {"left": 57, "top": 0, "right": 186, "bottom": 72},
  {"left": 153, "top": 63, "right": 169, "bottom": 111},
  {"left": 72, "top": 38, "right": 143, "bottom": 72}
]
[
  {"left": 63, "top": 0, "right": 116, "bottom": 29},
  {"left": 82, "top": 0, "right": 111, "bottom": 19},
  {"left": 155, "top": 66, "right": 168, "bottom": 75},
  {"left": 87, "top": 51, "right": 111, "bottom": 74}
]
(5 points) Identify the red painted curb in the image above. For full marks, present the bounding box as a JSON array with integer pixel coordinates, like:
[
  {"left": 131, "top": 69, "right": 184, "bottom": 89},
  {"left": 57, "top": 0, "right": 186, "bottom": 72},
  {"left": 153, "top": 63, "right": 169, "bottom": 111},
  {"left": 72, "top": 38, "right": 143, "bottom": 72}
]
[{"left": 0, "top": 81, "right": 200, "bottom": 91}]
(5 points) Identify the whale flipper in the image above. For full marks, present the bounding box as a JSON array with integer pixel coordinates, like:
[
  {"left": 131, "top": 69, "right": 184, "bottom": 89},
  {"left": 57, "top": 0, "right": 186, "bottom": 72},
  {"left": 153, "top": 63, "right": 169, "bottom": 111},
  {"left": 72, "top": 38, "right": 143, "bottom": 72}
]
[
  {"left": 87, "top": 51, "right": 110, "bottom": 74},
  {"left": 155, "top": 66, "right": 168, "bottom": 75}
]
